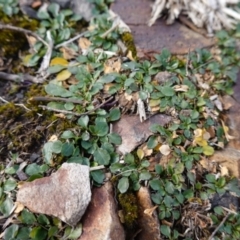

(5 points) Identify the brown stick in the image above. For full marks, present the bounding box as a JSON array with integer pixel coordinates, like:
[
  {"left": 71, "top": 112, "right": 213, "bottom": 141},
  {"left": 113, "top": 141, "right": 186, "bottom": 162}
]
[
  {"left": 39, "top": 96, "right": 114, "bottom": 116},
  {"left": 0, "top": 72, "right": 42, "bottom": 83},
  {"left": 0, "top": 24, "right": 49, "bottom": 47},
  {"left": 29, "top": 96, "right": 83, "bottom": 104},
  {"left": 178, "top": 15, "right": 208, "bottom": 37}
]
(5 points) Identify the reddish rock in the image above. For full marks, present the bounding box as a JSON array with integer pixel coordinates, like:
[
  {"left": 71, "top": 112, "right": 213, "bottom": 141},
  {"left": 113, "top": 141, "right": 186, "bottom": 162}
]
[
  {"left": 112, "top": 114, "right": 172, "bottom": 154},
  {"left": 111, "top": 0, "right": 215, "bottom": 55},
  {"left": 80, "top": 181, "right": 125, "bottom": 240},
  {"left": 17, "top": 163, "right": 91, "bottom": 226},
  {"left": 136, "top": 187, "right": 161, "bottom": 240}
]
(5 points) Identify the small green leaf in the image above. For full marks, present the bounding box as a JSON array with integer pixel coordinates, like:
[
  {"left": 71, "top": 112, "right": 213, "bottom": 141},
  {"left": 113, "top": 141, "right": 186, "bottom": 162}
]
[
  {"left": 124, "top": 153, "right": 135, "bottom": 164},
  {"left": 149, "top": 179, "right": 161, "bottom": 191},
  {"left": 108, "top": 133, "right": 122, "bottom": 145},
  {"left": 93, "top": 148, "right": 110, "bottom": 165},
  {"left": 16, "top": 227, "right": 31, "bottom": 239},
  {"left": 45, "top": 83, "right": 72, "bottom": 97},
  {"left": 118, "top": 177, "right": 129, "bottom": 193},
  {"left": 30, "top": 226, "right": 48, "bottom": 240},
  {"left": 51, "top": 140, "right": 63, "bottom": 153},
  {"left": 160, "top": 225, "right": 171, "bottom": 237},
  {"left": 37, "top": 214, "right": 50, "bottom": 225},
  {"left": 61, "top": 142, "right": 74, "bottom": 157},
  {"left": 95, "top": 117, "right": 109, "bottom": 136},
  {"left": 139, "top": 171, "right": 152, "bottom": 181},
  {"left": 61, "top": 130, "right": 75, "bottom": 139},
  {"left": 203, "top": 145, "right": 214, "bottom": 156},
  {"left": 183, "top": 189, "right": 194, "bottom": 199},
  {"left": 147, "top": 136, "right": 158, "bottom": 149},
  {"left": 0, "top": 197, "right": 14, "bottom": 217},
  {"left": 4, "top": 224, "right": 19, "bottom": 240},
  {"left": 48, "top": 226, "right": 58, "bottom": 238},
  {"left": 108, "top": 108, "right": 121, "bottom": 121},
  {"left": 43, "top": 142, "right": 53, "bottom": 164},
  {"left": 161, "top": 86, "right": 175, "bottom": 97},
  {"left": 78, "top": 115, "right": 89, "bottom": 128},
  {"left": 205, "top": 174, "right": 216, "bottom": 183},
  {"left": 91, "top": 170, "right": 105, "bottom": 184},
  {"left": 165, "top": 181, "right": 175, "bottom": 194},
  {"left": 110, "top": 163, "right": 123, "bottom": 173},
  {"left": 21, "top": 209, "right": 37, "bottom": 224},
  {"left": 214, "top": 206, "right": 224, "bottom": 215},
  {"left": 68, "top": 223, "right": 82, "bottom": 239},
  {"left": 3, "top": 178, "right": 17, "bottom": 191},
  {"left": 37, "top": 10, "right": 51, "bottom": 19},
  {"left": 48, "top": 3, "right": 60, "bottom": 17},
  {"left": 25, "top": 163, "right": 41, "bottom": 176}
]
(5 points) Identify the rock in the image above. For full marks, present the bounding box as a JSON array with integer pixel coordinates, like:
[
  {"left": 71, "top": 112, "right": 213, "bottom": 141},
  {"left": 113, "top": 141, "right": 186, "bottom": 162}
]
[
  {"left": 209, "top": 95, "right": 240, "bottom": 178},
  {"left": 136, "top": 187, "right": 161, "bottom": 240},
  {"left": 111, "top": 0, "right": 215, "bottom": 55},
  {"left": 17, "top": 163, "right": 91, "bottom": 226},
  {"left": 112, "top": 114, "right": 172, "bottom": 154},
  {"left": 79, "top": 181, "right": 125, "bottom": 240}
]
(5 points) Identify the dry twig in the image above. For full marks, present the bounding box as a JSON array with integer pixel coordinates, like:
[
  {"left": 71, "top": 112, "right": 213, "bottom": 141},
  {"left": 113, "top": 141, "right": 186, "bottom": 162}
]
[
  {"left": 0, "top": 24, "right": 49, "bottom": 47},
  {"left": 208, "top": 212, "right": 231, "bottom": 240},
  {"left": 39, "top": 96, "right": 114, "bottom": 116},
  {"left": 29, "top": 96, "right": 83, "bottom": 104}
]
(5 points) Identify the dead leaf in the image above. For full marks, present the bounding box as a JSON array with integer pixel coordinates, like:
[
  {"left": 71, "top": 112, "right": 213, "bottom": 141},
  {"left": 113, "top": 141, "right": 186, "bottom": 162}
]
[
  {"left": 159, "top": 144, "right": 171, "bottom": 156},
  {"left": 127, "top": 50, "right": 135, "bottom": 61},
  {"left": 220, "top": 165, "right": 229, "bottom": 176},
  {"left": 118, "top": 210, "right": 125, "bottom": 223},
  {"left": 78, "top": 37, "right": 91, "bottom": 55},
  {"left": 14, "top": 202, "right": 24, "bottom": 214},
  {"left": 49, "top": 135, "right": 58, "bottom": 142},
  {"left": 221, "top": 120, "right": 235, "bottom": 141},
  {"left": 60, "top": 47, "right": 78, "bottom": 60},
  {"left": 142, "top": 143, "right": 153, "bottom": 157},
  {"left": 144, "top": 205, "right": 158, "bottom": 217},
  {"left": 104, "top": 57, "right": 121, "bottom": 74},
  {"left": 173, "top": 85, "right": 189, "bottom": 92},
  {"left": 54, "top": 113, "right": 66, "bottom": 119},
  {"left": 56, "top": 69, "right": 72, "bottom": 81}
]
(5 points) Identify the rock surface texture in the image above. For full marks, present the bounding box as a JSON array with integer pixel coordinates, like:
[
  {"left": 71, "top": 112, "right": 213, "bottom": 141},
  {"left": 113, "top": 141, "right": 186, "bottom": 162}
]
[
  {"left": 136, "top": 187, "right": 161, "bottom": 240},
  {"left": 113, "top": 114, "right": 172, "bottom": 154},
  {"left": 111, "top": 0, "right": 215, "bottom": 55},
  {"left": 79, "top": 181, "right": 125, "bottom": 240},
  {"left": 17, "top": 163, "right": 91, "bottom": 226}
]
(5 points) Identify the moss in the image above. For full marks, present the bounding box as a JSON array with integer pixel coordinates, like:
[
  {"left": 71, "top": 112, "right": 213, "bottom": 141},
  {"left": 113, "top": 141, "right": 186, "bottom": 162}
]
[
  {"left": 118, "top": 192, "right": 138, "bottom": 228},
  {"left": 121, "top": 32, "right": 137, "bottom": 59},
  {"left": 0, "top": 9, "right": 39, "bottom": 58}
]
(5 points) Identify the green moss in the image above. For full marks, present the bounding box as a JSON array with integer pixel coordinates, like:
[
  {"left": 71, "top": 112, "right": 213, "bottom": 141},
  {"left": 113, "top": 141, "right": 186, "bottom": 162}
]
[
  {"left": 118, "top": 192, "right": 138, "bottom": 228},
  {"left": 121, "top": 32, "right": 137, "bottom": 59},
  {"left": 0, "top": 10, "right": 39, "bottom": 58}
]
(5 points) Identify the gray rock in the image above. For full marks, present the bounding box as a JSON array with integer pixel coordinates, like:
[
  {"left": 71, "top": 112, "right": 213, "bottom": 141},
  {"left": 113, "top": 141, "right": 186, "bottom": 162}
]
[{"left": 17, "top": 163, "right": 91, "bottom": 226}]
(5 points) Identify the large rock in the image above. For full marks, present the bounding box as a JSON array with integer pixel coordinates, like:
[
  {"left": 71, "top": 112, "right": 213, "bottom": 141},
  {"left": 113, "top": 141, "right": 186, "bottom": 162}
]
[
  {"left": 79, "top": 181, "right": 125, "bottom": 240},
  {"left": 112, "top": 114, "right": 172, "bottom": 154},
  {"left": 111, "top": 0, "right": 215, "bottom": 55},
  {"left": 17, "top": 163, "right": 91, "bottom": 226},
  {"left": 136, "top": 187, "right": 161, "bottom": 240}
]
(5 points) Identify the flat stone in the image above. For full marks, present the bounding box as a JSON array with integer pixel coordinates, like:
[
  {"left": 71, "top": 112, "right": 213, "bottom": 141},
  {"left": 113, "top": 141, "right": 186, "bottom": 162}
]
[
  {"left": 111, "top": 0, "right": 216, "bottom": 55},
  {"left": 79, "top": 181, "right": 125, "bottom": 240},
  {"left": 112, "top": 114, "right": 172, "bottom": 154},
  {"left": 136, "top": 187, "right": 161, "bottom": 240},
  {"left": 17, "top": 163, "right": 91, "bottom": 226}
]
